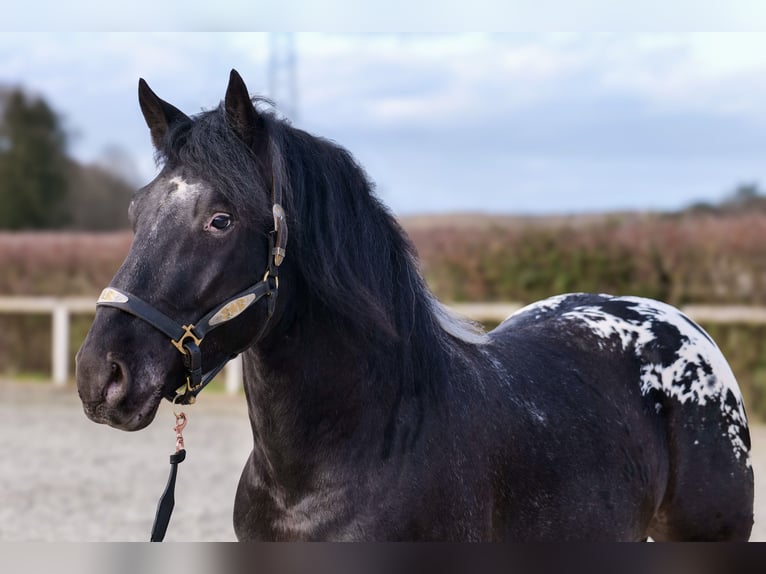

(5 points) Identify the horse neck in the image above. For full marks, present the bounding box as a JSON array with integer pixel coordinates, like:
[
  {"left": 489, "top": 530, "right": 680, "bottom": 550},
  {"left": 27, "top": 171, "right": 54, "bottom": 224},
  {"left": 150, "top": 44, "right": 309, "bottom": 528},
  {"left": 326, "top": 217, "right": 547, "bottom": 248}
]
[
  {"left": 237, "top": 137, "right": 462, "bottom": 485},
  {"left": 238, "top": 279, "right": 451, "bottom": 488}
]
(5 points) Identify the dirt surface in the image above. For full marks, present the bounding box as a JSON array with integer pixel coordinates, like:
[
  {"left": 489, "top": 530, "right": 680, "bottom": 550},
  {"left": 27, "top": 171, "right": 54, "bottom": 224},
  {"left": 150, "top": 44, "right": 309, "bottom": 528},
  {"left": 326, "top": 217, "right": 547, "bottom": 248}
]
[
  {"left": 0, "top": 382, "right": 252, "bottom": 541},
  {"left": 0, "top": 381, "right": 763, "bottom": 541}
]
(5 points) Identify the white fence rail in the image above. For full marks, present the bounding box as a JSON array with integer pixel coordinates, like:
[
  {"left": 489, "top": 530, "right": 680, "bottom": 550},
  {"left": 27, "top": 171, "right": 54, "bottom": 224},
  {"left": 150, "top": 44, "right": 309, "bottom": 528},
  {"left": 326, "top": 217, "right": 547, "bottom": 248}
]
[
  {"left": 0, "top": 296, "right": 243, "bottom": 392},
  {"left": 2, "top": 296, "right": 766, "bottom": 393}
]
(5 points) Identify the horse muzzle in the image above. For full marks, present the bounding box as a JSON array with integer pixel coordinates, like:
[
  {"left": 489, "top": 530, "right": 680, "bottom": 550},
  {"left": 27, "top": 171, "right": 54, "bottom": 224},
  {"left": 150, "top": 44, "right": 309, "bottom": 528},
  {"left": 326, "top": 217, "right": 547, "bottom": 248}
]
[{"left": 75, "top": 327, "right": 168, "bottom": 431}]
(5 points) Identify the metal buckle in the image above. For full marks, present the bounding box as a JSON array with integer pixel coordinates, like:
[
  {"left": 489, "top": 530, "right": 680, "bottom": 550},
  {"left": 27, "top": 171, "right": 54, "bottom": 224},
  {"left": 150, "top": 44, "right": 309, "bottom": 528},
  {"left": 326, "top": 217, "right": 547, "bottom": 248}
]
[
  {"left": 172, "top": 377, "right": 199, "bottom": 405},
  {"left": 182, "top": 377, "right": 200, "bottom": 403},
  {"left": 262, "top": 269, "right": 279, "bottom": 291},
  {"left": 170, "top": 324, "right": 202, "bottom": 355}
]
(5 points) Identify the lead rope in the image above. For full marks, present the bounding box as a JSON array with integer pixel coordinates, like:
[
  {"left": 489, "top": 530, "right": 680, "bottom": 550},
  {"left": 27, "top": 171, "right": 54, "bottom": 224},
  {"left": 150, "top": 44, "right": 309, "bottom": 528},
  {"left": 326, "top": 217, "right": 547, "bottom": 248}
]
[{"left": 149, "top": 408, "right": 187, "bottom": 542}]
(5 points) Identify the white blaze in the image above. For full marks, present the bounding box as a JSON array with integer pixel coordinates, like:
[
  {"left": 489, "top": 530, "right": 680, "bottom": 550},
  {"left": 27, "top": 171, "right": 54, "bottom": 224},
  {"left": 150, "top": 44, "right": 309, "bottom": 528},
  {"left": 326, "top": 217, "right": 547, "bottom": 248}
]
[{"left": 167, "top": 176, "right": 202, "bottom": 205}]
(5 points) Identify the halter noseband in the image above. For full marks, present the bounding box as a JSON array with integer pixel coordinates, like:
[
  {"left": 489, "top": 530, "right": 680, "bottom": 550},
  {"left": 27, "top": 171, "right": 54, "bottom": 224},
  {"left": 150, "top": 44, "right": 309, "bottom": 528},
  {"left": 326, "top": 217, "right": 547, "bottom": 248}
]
[{"left": 96, "top": 186, "right": 288, "bottom": 405}]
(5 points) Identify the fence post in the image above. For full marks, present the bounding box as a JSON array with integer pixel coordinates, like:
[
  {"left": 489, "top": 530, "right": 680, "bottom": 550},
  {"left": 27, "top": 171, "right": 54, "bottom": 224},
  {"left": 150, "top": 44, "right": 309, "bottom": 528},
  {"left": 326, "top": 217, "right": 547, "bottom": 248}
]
[
  {"left": 225, "top": 355, "right": 243, "bottom": 395},
  {"left": 52, "top": 303, "right": 69, "bottom": 386}
]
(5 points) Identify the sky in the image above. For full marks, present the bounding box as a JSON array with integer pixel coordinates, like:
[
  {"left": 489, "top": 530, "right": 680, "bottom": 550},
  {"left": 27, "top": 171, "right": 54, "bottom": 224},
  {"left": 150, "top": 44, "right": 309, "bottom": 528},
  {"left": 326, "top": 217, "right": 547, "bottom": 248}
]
[{"left": 3, "top": 32, "right": 766, "bottom": 215}]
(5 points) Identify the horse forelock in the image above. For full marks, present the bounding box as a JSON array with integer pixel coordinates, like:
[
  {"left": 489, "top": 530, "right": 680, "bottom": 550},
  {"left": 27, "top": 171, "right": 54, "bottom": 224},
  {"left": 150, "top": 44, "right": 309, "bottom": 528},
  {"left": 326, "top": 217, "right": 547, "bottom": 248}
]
[{"left": 156, "top": 104, "right": 274, "bottom": 226}]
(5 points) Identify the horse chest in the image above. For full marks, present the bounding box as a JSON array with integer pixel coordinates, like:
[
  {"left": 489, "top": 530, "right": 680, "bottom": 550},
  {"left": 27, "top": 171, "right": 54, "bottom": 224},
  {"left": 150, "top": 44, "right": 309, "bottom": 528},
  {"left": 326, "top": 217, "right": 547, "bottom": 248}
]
[
  {"left": 233, "top": 461, "right": 363, "bottom": 541},
  {"left": 232, "top": 449, "right": 490, "bottom": 541}
]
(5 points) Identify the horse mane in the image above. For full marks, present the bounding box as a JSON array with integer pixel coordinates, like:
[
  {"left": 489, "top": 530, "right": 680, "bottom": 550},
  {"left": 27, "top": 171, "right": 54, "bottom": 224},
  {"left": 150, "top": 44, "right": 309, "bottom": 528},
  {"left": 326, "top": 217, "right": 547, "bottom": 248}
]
[
  {"left": 157, "top": 100, "right": 486, "bottom": 389},
  {"left": 265, "top": 109, "right": 486, "bottom": 348}
]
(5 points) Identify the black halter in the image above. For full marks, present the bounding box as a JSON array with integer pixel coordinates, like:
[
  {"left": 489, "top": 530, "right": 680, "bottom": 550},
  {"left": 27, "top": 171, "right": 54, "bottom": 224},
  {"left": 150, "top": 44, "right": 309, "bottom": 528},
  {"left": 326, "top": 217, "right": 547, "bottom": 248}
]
[{"left": 96, "top": 190, "right": 288, "bottom": 405}]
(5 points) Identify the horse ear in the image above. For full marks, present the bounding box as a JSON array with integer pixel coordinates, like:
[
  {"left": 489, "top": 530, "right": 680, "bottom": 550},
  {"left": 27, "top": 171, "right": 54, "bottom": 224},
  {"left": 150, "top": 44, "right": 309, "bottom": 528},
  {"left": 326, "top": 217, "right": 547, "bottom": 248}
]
[
  {"left": 225, "top": 69, "right": 268, "bottom": 157},
  {"left": 138, "top": 78, "right": 189, "bottom": 149}
]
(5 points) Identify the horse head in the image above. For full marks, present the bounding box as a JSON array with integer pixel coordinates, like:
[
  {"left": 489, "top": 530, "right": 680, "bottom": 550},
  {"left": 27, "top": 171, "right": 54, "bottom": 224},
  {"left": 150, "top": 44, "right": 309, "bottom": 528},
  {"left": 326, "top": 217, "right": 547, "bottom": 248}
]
[{"left": 76, "top": 70, "right": 285, "bottom": 430}]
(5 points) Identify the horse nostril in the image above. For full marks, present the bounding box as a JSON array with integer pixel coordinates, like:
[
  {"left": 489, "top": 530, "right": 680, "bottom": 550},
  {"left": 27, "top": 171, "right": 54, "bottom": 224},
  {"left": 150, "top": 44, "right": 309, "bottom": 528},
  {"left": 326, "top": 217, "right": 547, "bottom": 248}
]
[
  {"left": 108, "top": 360, "right": 123, "bottom": 383},
  {"left": 105, "top": 357, "right": 130, "bottom": 407}
]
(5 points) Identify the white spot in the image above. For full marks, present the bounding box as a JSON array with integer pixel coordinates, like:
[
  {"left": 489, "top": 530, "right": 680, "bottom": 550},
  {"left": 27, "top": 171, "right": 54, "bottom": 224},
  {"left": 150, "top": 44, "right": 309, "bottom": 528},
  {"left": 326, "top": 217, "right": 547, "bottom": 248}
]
[
  {"left": 561, "top": 296, "right": 750, "bottom": 466},
  {"left": 144, "top": 176, "right": 204, "bottom": 240},
  {"left": 526, "top": 403, "right": 547, "bottom": 425},
  {"left": 503, "top": 293, "right": 574, "bottom": 323},
  {"left": 167, "top": 176, "right": 202, "bottom": 205},
  {"left": 562, "top": 304, "right": 656, "bottom": 351}
]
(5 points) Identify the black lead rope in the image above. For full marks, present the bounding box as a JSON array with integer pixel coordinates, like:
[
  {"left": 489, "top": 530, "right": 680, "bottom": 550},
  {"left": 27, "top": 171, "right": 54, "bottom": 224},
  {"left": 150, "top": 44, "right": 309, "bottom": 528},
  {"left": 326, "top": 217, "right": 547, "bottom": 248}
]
[{"left": 150, "top": 411, "right": 187, "bottom": 542}]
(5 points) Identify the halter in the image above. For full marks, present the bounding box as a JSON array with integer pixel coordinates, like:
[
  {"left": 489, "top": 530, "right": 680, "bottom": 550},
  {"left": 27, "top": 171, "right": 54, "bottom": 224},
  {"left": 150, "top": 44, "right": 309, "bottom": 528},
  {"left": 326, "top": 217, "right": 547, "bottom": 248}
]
[{"left": 96, "top": 183, "right": 288, "bottom": 405}]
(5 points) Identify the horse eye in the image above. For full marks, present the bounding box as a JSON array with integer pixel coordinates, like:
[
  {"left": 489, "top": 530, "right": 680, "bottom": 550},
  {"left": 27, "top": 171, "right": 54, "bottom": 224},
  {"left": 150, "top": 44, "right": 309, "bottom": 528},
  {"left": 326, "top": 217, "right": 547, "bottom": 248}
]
[{"left": 207, "top": 213, "right": 233, "bottom": 231}]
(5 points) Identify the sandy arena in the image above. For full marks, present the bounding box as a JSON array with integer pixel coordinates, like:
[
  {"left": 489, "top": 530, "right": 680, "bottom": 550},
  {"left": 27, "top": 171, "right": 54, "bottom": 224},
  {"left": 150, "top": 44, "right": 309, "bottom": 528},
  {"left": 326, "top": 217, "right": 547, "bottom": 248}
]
[{"left": 0, "top": 381, "right": 762, "bottom": 541}]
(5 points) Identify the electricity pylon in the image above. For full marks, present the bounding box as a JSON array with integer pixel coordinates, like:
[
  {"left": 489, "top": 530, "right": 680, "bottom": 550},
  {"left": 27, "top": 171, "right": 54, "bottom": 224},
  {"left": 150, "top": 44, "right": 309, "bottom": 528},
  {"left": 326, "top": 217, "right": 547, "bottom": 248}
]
[{"left": 268, "top": 33, "right": 298, "bottom": 121}]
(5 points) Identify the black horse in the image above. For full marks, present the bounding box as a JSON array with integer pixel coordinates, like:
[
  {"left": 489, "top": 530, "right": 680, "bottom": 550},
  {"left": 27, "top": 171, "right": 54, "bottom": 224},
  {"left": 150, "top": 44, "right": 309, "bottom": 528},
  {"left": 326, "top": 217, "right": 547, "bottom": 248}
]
[{"left": 76, "top": 70, "right": 754, "bottom": 541}]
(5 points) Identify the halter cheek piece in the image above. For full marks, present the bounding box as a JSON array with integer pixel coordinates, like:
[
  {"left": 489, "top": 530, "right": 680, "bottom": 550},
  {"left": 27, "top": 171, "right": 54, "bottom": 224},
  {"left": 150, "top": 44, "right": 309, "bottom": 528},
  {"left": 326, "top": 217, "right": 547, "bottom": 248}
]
[{"left": 96, "top": 190, "right": 288, "bottom": 406}]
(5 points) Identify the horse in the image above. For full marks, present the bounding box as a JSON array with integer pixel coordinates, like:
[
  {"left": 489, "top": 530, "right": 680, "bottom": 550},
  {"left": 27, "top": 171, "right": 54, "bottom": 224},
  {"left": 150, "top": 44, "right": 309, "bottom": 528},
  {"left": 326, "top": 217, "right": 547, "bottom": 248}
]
[{"left": 75, "top": 69, "right": 754, "bottom": 541}]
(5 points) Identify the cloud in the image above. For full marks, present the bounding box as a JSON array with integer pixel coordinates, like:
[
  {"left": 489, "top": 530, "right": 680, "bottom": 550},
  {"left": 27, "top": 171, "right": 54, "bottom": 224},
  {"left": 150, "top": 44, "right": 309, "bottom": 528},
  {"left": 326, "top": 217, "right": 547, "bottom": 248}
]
[
  {"left": 3, "top": 32, "right": 766, "bottom": 215},
  {"left": 597, "top": 34, "right": 766, "bottom": 120},
  {"left": 298, "top": 34, "right": 587, "bottom": 130},
  {"left": 299, "top": 33, "right": 766, "bottom": 134},
  {"left": 6, "top": 1, "right": 766, "bottom": 32}
]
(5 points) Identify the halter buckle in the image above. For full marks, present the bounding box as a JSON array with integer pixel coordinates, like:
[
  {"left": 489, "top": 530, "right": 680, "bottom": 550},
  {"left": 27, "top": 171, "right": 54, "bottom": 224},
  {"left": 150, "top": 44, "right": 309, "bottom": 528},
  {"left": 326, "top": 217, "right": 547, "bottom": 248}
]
[
  {"left": 184, "top": 376, "right": 202, "bottom": 396},
  {"left": 263, "top": 268, "right": 279, "bottom": 291},
  {"left": 170, "top": 324, "right": 203, "bottom": 355},
  {"left": 172, "top": 376, "right": 199, "bottom": 405}
]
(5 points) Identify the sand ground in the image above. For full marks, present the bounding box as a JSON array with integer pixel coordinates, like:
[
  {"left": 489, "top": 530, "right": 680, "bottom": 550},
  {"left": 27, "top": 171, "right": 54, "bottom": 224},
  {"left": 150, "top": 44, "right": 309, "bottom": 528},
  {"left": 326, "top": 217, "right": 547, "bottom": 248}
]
[{"left": 0, "top": 381, "right": 762, "bottom": 541}]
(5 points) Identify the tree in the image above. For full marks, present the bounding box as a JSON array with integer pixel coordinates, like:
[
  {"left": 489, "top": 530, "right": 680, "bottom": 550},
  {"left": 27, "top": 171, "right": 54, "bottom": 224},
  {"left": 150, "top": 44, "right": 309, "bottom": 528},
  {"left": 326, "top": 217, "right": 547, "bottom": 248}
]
[
  {"left": 0, "top": 88, "right": 70, "bottom": 229},
  {"left": 714, "top": 182, "right": 766, "bottom": 214},
  {"left": 66, "top": 161, "right": 134, "bottom": 230}
]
